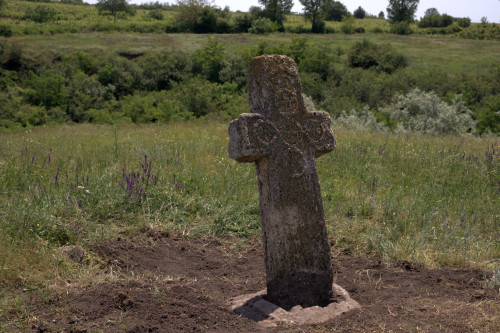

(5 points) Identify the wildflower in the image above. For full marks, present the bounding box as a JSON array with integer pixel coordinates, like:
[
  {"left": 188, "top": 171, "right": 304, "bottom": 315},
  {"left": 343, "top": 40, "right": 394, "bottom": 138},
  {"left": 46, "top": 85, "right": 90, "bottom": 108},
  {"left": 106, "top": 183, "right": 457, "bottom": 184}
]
[{"left": 55, "top": 167, "right": 59, "bottom": 187}]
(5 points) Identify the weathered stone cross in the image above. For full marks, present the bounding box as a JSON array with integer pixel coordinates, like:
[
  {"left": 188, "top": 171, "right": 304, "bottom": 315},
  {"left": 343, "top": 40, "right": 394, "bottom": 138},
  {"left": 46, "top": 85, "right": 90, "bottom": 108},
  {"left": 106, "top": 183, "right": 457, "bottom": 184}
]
[{"left": 228, "top": 55, "right": 336, "bottom": 310}]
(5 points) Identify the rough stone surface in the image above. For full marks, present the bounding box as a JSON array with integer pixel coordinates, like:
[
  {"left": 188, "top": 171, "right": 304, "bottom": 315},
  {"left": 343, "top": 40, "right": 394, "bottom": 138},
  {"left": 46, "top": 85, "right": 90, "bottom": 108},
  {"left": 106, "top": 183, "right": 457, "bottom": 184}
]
[
  {"left": 228, "top": 284, "right": 361, "bottom": 327},
  {"left": 228, "top": 55, "right": 336, "bottom": 309}
]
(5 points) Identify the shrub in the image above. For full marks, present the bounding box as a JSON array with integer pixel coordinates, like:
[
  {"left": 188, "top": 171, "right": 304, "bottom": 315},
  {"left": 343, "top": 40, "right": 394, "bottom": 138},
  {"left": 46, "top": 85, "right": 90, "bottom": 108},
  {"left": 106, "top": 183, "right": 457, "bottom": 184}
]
[
  {"left": 249, "top": 18, "right": 278, "bottom": 34},
  {"left": 312, "top": 20, "right": 325, "bottom": 33},
  {"left": 147, "top": 9, "right": 164, "bottom": 20},
  {"left": 303, "top": 94, "right": 316, "bottom": 110},
  {"left": 390, "top": 21, "right": 412, "bottom": 35},
  {"left": 66, "top": 71, "right": 115, "bottom": 122},
  {"left": 418, "top": 14, "right": 454, "bottom": 28},
  {"left": 25, "top": 5, "right": 57, "bottom": 23},
  {"left": 138, "top": 50, "right": 189, "bottom": 91},
  {"left": 192, "top": 37, "right": 225, "bottom": 83},
  {"left": 457, "top": 17, "right": 471, "bottom": 28},
  {"left": 334, "top": 106, "right": 387, "bottom": 131},
  {"left": 96, "top": 56, "right": 143, "bottom": 97},
  {"left": 347, "top": 39, "right": 407, "bottom": 74},
  {"left": 299, "top": 46, "right": 337, "bottom": 80},
  {"left": 218, "top": 54, "right": 247, "bottom": 88},
  {"left": 120, "top": 91, "right": 184, "bottom": 123},
  {"left": 233, "top": 14, "right": 253, "bottom": 32},
  {"left": 341, "top": 15, "right": 355, "bottom": 34},
  {"left": 194, "top": 7, "right": 218, "bottom": 33},
  {"left": 174, "top": 77, "right": 230, "bottom": 118},
  {"left": 0, "top": 23, "right": 13, "bottom": 37},
  {"left": 476, "top": 95, "right": 500, "bottom": 135},
  {"left": 25, "top": 70, "right": 67, "bottom": 110},
  {"left": 383, "top": 89, "right": 476, "bottom": 135}
]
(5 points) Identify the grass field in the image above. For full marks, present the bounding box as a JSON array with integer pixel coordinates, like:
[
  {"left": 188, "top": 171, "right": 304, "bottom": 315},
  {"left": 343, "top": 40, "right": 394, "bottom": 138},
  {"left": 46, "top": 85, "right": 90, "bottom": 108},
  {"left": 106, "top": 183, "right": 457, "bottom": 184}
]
[
  {"left": 11, "top": 31, "right": 500, "bottom": 75},
  {"left": 0, "top": 123, "right": 498, "bottom": 302}
]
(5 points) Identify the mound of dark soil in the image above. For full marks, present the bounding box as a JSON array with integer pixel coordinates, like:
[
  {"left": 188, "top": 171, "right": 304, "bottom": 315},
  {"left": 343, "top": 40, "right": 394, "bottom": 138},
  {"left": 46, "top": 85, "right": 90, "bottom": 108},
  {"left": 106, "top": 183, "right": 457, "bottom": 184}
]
[{"left": 31, "top": 233, "right": 499, "bottom": 332}]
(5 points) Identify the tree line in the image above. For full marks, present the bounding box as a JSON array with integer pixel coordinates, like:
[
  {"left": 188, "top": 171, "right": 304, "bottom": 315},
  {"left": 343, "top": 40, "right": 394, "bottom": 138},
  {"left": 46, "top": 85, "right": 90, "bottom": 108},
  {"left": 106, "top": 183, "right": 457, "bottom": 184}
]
[{"left": 0, "top": 0, "right": 492, "bottom": 38}]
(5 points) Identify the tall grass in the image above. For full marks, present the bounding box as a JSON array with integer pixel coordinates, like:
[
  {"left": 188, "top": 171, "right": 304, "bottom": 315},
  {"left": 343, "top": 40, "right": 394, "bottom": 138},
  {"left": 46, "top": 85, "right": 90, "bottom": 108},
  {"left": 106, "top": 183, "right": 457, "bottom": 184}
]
[
  {"left": 0, "top": 123, "right": 498, "bottom": 284},
  {"left": 0, "top": 121, "right": 498, "bottom": 328}
]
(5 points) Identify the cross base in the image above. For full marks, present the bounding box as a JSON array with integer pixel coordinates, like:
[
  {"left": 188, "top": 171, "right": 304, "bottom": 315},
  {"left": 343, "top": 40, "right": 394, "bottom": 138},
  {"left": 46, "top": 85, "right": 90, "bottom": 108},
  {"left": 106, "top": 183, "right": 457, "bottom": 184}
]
[
  {"left": 266, "top": 271, "right": 333, "bottom": 310},
  {"left": 229, "top": 283, "right": 360, "bottom": 327}
]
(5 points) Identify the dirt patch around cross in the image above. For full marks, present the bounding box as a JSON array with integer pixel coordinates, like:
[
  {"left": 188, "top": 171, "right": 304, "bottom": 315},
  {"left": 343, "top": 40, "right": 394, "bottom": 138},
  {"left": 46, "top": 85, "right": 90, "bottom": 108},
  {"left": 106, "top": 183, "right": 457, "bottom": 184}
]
[{"left": 30, "top": 233, "right": 499, "bottom": 332}]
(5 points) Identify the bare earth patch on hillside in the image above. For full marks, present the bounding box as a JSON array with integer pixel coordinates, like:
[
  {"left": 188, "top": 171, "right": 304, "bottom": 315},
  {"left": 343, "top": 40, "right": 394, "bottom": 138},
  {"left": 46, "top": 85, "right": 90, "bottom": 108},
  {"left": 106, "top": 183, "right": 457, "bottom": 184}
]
[{"left": 29, "top": 232, "right": 499, "bottom": 332}]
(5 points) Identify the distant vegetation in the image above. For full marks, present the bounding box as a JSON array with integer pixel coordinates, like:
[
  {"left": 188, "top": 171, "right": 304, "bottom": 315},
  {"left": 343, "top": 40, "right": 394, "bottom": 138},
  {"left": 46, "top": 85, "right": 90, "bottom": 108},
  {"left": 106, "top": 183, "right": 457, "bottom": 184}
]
[
  {"left": 0, "top": 0, "right": 499, "bottom": 135},
  {"left": 0, "top": 0, "right": 497, "bottom": 38}
]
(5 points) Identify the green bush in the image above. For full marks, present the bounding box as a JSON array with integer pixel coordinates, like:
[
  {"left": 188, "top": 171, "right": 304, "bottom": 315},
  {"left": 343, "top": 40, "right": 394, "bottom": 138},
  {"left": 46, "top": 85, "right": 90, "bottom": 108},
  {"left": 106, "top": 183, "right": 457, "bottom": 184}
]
[
  {"left": 25, "top": 5, "right": 57, "bottom": 23},
  {"left": 96, "top": 56, "right": 143, "bottom": 97},
  {"left": 390, "top": 21, "right": 412, "bottom": 35},
  {"left": 138, "top": 50, "right": 189, "bottom": 91},
  {"left": 347, "top": 39, "right": 407, "bottom": 74},
  {"left": 383, "top": 89, "right": 476, "bottom": 135},
  {"left": 147, "top": 9, "right": 164, "bottom": 20},
  {"left": 0, "top": 23, "right": 13, "bottom": 37},
  {"left": 457, "top": 17, "right": 471, "bottom": 28},
  {"left": 311, "top": 20, "right": 325, "bottom": 33},
  {"left": 25, "top": 70, "right": 67, "bottom": 110},
  {"left": 66, "top": 71, "right": 115, "bottom": 122},
  {"left": 418, "top": 14, "right": 454, "bottom": 28},
  {"left": 120, "top": 91, "right": 184, "bottom": 123},
  {"left": 476, "top": 95, "right": 500, "bottom": 135},
  {"left": 192, "top": 37, "right": 225, "bottom": 83},
  {"left": 341, "top": 15, "right": 355, "bottom": 34},
  {"left": 249, "top": 18, "right": 278, "bottom": 34}
]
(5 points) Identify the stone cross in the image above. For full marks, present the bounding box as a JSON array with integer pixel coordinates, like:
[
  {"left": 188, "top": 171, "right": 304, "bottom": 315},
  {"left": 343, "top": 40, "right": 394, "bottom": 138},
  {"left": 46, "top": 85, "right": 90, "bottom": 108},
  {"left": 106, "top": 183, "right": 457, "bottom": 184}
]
[{"left": 228, "top": 55, "right": 336, "bottom": 310}]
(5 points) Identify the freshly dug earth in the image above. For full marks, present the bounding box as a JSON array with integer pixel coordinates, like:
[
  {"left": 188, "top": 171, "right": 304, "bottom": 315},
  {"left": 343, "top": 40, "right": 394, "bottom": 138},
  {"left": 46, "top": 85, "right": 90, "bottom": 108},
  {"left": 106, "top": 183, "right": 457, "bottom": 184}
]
[{"left": 30, "top": 232, "right": 499, "bottom": 332}]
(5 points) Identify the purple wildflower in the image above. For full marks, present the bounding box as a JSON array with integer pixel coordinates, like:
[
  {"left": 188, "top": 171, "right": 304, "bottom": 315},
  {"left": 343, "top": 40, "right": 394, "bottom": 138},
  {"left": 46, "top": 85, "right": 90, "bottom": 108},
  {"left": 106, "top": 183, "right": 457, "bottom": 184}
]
[
  {"left": 55, "top": 167, "right": 59, "bottom": 187},
  {"left": 68, "top": 196, "right": 73, "bottom": 204}
]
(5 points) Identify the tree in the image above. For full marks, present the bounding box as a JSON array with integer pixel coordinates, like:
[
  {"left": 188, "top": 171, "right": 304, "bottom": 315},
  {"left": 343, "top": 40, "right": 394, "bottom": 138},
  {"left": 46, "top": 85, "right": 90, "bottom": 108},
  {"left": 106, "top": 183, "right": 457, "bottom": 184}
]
[
  {"left": 176, "top": 0, "right": 217, "bottom": 33},
  {"left": 353, "top": 6, "right": 366, "bottom": 19},
  {"left": 378, "top": 11, "right": 385, "bottom": 19},
  {"left": 300, "top": 0, "right": 324, "bottom": 32},
  {"left": 386, "top": 0, "right": 419, "bottom": 23},
  {"left": 321, "top": 0, "right": 349, "bottom": 22},
  {"left": 424, "top": 7, "right": 439, "bottom": 17},
  {"left": 97, "top": 0, "right": 134, "bottom": 22},
  {"left": 258, "top": 0, "right": 294, "bottom": 27}
]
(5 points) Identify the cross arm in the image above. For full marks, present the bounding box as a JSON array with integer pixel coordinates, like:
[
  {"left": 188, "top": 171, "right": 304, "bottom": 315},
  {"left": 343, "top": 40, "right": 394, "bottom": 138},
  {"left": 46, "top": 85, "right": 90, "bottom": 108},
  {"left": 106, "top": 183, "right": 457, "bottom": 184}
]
[
  {"left": 304, "top": 111, "right": 336, "bottom": 158},
  {"left": 228, "top": 113, "right": 277, "bottom": 163}
]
